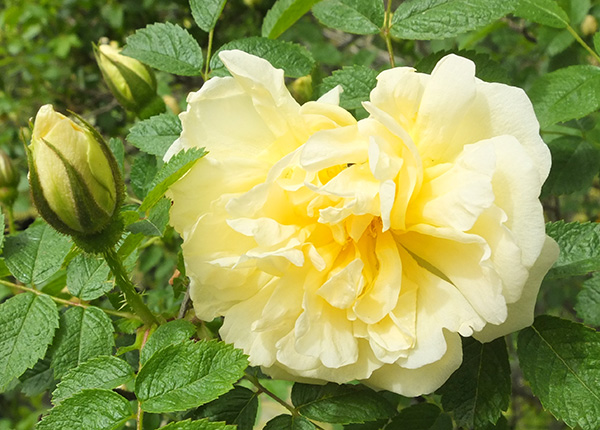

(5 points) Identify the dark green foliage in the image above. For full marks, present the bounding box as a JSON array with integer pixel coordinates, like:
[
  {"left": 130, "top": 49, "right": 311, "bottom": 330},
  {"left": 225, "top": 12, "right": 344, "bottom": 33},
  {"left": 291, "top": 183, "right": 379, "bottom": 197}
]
[
  {"left": 518, "top": 316, "right": 600, "bottom": 430},
  {"left": 291, "top": 383, "right": 396, "bottom": 424},
  {"left": 135, "top": 340, "right": 248, "bottom": 413},
  {"left": 438, "top": 337, "right": 511, "bottom": 429}
]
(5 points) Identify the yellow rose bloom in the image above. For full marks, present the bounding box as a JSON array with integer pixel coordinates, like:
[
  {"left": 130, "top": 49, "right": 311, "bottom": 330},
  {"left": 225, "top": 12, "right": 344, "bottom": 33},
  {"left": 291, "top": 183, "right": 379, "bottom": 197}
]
[{"left": 167, "top": 51, "right": 558, "bottom": 396}]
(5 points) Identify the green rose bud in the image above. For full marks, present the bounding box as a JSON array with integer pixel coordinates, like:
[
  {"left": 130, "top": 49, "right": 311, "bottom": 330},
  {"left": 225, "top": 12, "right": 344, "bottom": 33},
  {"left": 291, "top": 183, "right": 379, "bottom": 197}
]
[
  {"left": 27, "top": 105, "right": 123, "bottom": 248},
  {"left": 94, "top": 41, "right": 165, "bottom": 118},
  {"left": 0, "top": 150, "right": 20, "bottom": 207}
]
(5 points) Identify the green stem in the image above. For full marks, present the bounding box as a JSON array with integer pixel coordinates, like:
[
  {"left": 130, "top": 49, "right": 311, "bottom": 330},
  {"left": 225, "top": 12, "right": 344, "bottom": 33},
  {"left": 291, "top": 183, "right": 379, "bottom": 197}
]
[
  {"left": 245, "top": 373, "right": 325, "bottom": 429},
  {"left": 567, "top": 24, "right": 600, "bottom": 64},
  {"left": 0, "top": 279, "right": 141, "bottom": 320},
  {"left": 204, "top": 28, "right": 215, "bottom": 81},
  {"left": 244, "top": 373, "right": 324, "bottom": 430},
  {"left": 245, "top": 373, "right": 295, "bottom": 414},
  {"left": 102, "top": 246, "right": 159, "bottom": 326},
  {"left": 5, "top": 204, "right": 15, "bottom": 235},
  {"left": 382, "top": 0, "right": 396, "bottom": 68}
]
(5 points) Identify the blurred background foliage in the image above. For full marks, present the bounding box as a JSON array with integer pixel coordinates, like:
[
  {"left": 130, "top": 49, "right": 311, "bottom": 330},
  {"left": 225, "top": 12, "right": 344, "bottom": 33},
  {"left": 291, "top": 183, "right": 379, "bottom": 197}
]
[{"left": 2, "top": 0, "right": 600, "bottom": 429}]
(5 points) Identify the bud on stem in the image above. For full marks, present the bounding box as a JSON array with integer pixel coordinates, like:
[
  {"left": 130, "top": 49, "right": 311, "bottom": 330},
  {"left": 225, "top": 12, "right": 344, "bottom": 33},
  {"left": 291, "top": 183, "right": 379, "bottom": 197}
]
[
  {"left": 94, "top": 41, "right": 165, "bottom": 119},
  {"left": 27, "top": 105, "right": 124, "bottom": 252}
]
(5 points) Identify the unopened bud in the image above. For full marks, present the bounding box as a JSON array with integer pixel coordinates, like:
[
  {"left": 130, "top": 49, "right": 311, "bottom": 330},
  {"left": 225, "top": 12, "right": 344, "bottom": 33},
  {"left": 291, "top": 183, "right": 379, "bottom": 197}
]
[
  {"left": 0, "top": 151, "right": 19, "bottom": 206},
  {"left": 581, "top": 15, "right": 598, "bottom": 36},
  {"left": 94, "top": 41, "right": 165, "bottom": 118},
  {"left": 290, "top": 75, "right": 313, "bottom": 105},
  {"left": 27, "top": 105, "right": 122, "bottom": 240}
]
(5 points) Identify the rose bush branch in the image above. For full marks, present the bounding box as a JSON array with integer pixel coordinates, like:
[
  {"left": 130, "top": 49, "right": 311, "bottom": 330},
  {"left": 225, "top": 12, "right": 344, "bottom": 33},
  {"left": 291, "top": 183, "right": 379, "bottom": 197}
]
[
  {"left": 244, "top": 373, "right": 326, "bottom": 430},
  {"left": 0, "top": 278, "right": 141, "bottom": 321},
  {"left": 103, "top": 246, "right": 160, "bottom": 327}
]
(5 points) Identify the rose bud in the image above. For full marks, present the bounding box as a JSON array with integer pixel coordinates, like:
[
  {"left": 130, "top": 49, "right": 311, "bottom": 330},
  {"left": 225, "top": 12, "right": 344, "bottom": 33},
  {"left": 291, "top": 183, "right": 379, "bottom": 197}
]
[
  {"left": 0, "top": 150, "right": 20, "bottom": 207},
  {"left": 27, "top": 105, "right": 123, "bottom": 241},
  {"left": 94, "top": 41, "right": 165, "bottom": 119}
]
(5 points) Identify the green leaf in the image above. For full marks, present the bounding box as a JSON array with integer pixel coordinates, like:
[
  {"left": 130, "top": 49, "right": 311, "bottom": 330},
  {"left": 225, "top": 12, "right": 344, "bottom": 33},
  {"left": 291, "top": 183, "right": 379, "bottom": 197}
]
[
  {"left": 122, "top": 23, "right": 203, "bottom": 76},
  {"left": 52, "top": 356, "right": 134, "bottom": 404},
  {"left": 140, "top": 319, "right": 196, "bottom": 365},
  {"left": 0, "top": 293, "right": 58, "bottom": 390},
  {"left": 127, "top": 113, "right": 182, "bottom": 158},
  {"left": 263, "top": 415, "right": 316, "bottom": 430},
  {"left": 565, "top": 0, "right": 591, "bottom": 26},
  {"left": 529, "top": 65, "right": 600, "bottom": 128},
  {"left": 131, "top": 153, "right": 161, "bottom": 200},
  {"left": 4, "top": 219, "right": 72, "bottom": 285},
  {"left": 127, "top": 197, "right": 171, "bottom": 237},
  {"left": 312, "top": 0, "right": 384, "bottom": 35},
  {"left": 594, "top": 32, "right": 600, "bottom": 55},
  {"left": 514, "top": 0, "right": 569, "bottom": 28},
  {"left": 575, "top": 274, "right": 600, "bottom": 326},
  {"left": 291, "top": 383, "right": 396, "bottom": 424},
  {"left": 159, "top": 419, "right": 235, "bottom": 430},
  {"left": 391, "top": 0, "right": 518, "bottom": 40},
  {"left": 140, "top": 147, "right": 206, "bottom": 212},
  {"left": 438, "top": 337, "right": 510, "bottom": 429},
  {"left": 50, "top": 306, "right": 115, "bottom": 379},
  {"left": 415, "top": 50, "right": 510, "bottom": 84},
  {"left": 387, "top": 403, "right": 452, "bottom": 430},
  {"left": 517, "top": 315, "right": 600, "bottom": 430},
  {"left": 545, "top": 221, "right": 600, "bottom": 278},
  {"left": 190, "top": 0, "right": 227, "bottom": 32},
  {"left": 262, "top": 0, "right": 321, "bottom": 39},
  {"left": 210, "top": 37, "right": 315, "bottom": 78},
  {"left": 109, "top": 137, "right": 125, "bottom": 175},
  {"left": 192, "top": 386, "right": 258, "bottom": 430},
  {"left": 344, "top": 420, "right": 389, "bottom": 430},
  {"left": 135, "top": 340, "right": 248, "bottom": 413},
  {"left": 66, "top": 254, "right": 112, "bottom": 301},
  {"left": 542, "top": 137, "right": 600, "bottom": 196},
  {"left": 318, "top": 65, "right": 378, "bottom": 110},
  {"left": 19, "top": 357, "right": 55, "bottom": 397},
  {"left": 37, "top": 389, "right": 133, "bottom": 430}
]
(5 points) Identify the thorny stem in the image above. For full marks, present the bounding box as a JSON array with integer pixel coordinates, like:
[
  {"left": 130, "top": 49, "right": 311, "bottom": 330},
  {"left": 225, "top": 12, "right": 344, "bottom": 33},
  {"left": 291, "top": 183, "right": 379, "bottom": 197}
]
[
  {"left": 566, "top": 24, "right": 600, "bottom": 64},
  {"left": 382, "top": 0, "right": 396, "bottom": 68},
  {"left": 204, "top": 28, "right": 215, "bottom": 81},
  {"left": 103, "top": 246, "right": 160, "bottom": 326},
  {"left": 244, "top": 374, "right": 325, "bottom": 429},
  {"left": 0, "top": 279, "right": 141, "bottom": 320}
]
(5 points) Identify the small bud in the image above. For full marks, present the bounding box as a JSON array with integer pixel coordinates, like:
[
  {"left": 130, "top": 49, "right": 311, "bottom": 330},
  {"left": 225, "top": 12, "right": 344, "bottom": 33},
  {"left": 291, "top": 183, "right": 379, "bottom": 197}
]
[
  {"left": 290, "top": 75, "right": 313, "bottom": 105},
  {"left": 0, "top": 151, "right": 20, "bottom": 206},
  {"left": 94, "top": 41, "right": 165, "bottom": 118},
  {"left": 581, "top": 15, "right": 598, "bottom": 36},
  {"left": 27, "top": 105, "right": 123, "bottom": 244}
]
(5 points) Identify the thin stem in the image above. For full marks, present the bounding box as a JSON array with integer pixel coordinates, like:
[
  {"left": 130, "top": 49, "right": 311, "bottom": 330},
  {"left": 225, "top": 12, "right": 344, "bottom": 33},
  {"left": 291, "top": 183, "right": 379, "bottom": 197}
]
[
  {"left": 177, "top": 286, "right": 191, "bottom": 319},
  {"left": 102, "top": 246, "right": 159, "bottom": 326},
  {"left": 0, "top": 279, "right": 141, "bottom": 320},
  {"left": 4, "top": 204, "right": 15, "bottom": 235},
  {"left": 204, "top": 28, "right": 215, "bottom": 81},
  {"left": 382, "top": 0, "right": 396, "bottom": 68},
  {"left": 245, "top": 374, "right": 295, "bottom": 414},
  {"left": 567, "top": 24, "right": 600, "bottom": 64}
]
